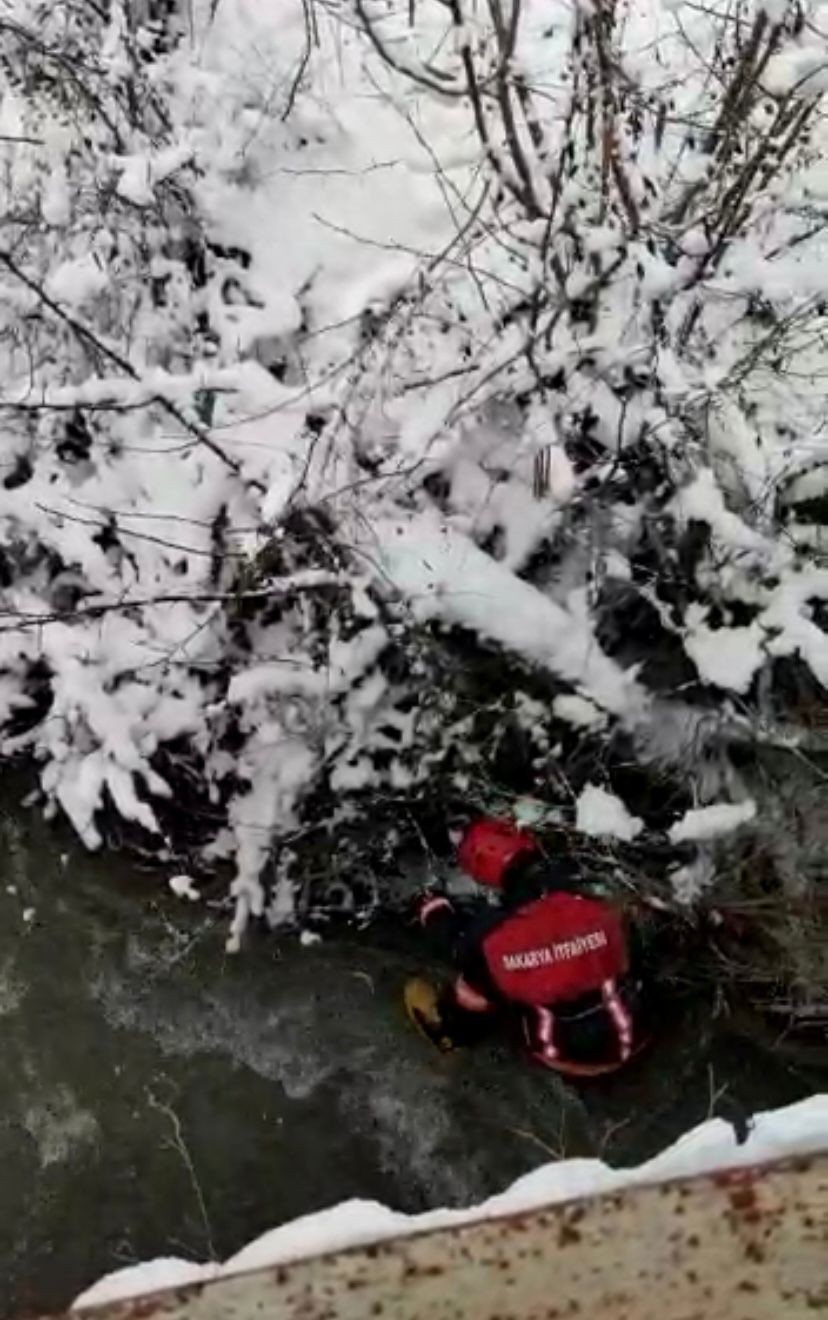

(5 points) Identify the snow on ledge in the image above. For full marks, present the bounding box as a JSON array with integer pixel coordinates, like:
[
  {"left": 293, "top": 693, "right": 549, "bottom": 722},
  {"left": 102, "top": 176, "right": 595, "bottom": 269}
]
[{"left": 73, "top": 1096, "right": 827, "bottom": 1310}]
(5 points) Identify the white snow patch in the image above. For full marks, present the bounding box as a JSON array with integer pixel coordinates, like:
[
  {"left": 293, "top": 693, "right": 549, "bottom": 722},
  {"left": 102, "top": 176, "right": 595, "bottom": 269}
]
[
  {"left": 683, "top": 609, "right": 766, "bottom": 694},
  {"left": 575, "top": 784, "right": 643, "bottom": 842},
  {"left": 169, "top": 874, "right": 201, "bottom": 902},
  {"left": 669, "top": 800, "right": 757, "bottom": 844},
  {"left": 765, "top": 45, "right": 828, "bottom": 97},
  {"left": 73, "top": 1096, "right": 828, "bottom": 1310},
  {"left": 46, "top": 255, "right": 108, "bottom": 307},
  {"left": 671, "top": 469, "right": 767, "bottom": 554},
  {"left": 552, "top": 695, "right": 608, "bottom": 731},
  {"left": 782, "top": 465, "right": 828, "bottom": 507},
  {"left": 77, "top": 1260, "right": 215, "bottom": 1306},
  {"left": 116, "top": 145, "right": 192, "bottom": 205},
  {"left": 680, "top": 227, "right": 708, "bottom": 257}
]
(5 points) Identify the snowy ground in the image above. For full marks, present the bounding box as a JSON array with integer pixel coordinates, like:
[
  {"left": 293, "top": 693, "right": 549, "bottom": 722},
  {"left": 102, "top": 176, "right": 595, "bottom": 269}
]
[{"left": 73, "top": 1094, "right": 828, "bottom": 1309}]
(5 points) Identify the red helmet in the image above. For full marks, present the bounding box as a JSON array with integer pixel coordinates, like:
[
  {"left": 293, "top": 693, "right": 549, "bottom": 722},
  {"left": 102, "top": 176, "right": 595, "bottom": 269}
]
[{"left": 456, "top": 817, "right": 538, "bottom": 889}]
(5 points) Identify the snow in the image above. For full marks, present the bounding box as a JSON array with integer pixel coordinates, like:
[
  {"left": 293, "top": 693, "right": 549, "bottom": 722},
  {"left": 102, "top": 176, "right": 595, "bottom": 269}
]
[
  {"left": 680, "top": 227, "right": 708, "bottom": 258},
  {"left": 370, "top": 512, "right": 645, "bottom": 719},
  {"left": 169, "top": 875, "right": 200, "bottom": 903},
  {"left": 575, "top": 784, "right": 644, "bottom": 842},
  {"left": 45, "top": 256, "right": 109, "bottom": 308},
  {"left": 765, "top": 45, "right": 828, "bottom": 97},
  {"left": 669, "top": 800, "right": 757, "bottom": 844},
  {"left": 116, "top": 146, "right": 193, "bottom": 206},
  {"left": 670, "top": 469, "right": 767, "bottom": 556},
  {"left": 683, "top": 611, "right": 766, "bottom": 695},
  {"left": 782, "top": 464, "right": 828, "bottom": 507},
  {"left": 76, "top": 1259, "right": 210, "bottom": 1308},
  {"left": 72, "top": 1095, "right": 828, "bottom": 1309},
  {"left": 552, "top": 695, "right": 608, "bottom": 731},
  {"left": 447, "top": 457, "right": 562, "bottom": 573}
]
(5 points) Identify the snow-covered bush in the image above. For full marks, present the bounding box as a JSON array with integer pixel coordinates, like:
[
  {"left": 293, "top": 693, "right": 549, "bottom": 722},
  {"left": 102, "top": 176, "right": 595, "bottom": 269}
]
[
  {"left": 349, "top": 0, "right": 828, "bottom": 698},
  {"left": 0, "top": 0, "right": 825, "bottom": 1000}
]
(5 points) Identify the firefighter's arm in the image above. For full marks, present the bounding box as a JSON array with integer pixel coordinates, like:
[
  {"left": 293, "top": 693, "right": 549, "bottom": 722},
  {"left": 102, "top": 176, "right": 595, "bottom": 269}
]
[
  {"left": 409, "top": 890, "right": 469, "bottom": 964},
  {"left": 412, "top": 892, "right": 455, "bottom": 926}
]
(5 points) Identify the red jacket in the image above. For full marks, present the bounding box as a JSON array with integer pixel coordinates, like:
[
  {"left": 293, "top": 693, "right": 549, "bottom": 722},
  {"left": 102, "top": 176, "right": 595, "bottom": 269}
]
[
  {"left": 418, "top": 882, "right": 639, "bottom": 1074},
  {"left": 481, "top": 891, "right": 627, "bottom": 1005}
]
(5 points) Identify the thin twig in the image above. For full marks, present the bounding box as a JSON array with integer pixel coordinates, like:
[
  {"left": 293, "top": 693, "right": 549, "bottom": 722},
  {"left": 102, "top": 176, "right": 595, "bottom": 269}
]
[
  {"left": 506, "top": 1125, "right": 566, "bottom": 1160},
  {"left": 147, "top": 1090, "right": 215, "bottom": 1260},
  {"left": 706, "top": 1062, "right": 729, "bottom": 1119},
  {"left": 0, "top": 572, "right": 340, "bottom": 632},
  {"left": 35, "top": 502, "right": 248, "bottom": 561}
]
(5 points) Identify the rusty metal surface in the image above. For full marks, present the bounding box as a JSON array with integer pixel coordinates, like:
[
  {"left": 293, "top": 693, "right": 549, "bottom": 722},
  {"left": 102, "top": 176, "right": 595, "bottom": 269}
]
[{"left": 73, "top": 1154, "right": 827, "bottom": 1320}]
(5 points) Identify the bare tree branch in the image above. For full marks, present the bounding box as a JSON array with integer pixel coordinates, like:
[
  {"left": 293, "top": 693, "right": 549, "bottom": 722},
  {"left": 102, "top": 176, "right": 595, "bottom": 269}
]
[
  {"left": 0, "top": 571, "right": 342, "bottom": 633},
  {"left": 354, "top": 0, "right": 464, "bottom": 96},
  {"left": 282, "top": 0, "right": 320, "bottom": 121}
]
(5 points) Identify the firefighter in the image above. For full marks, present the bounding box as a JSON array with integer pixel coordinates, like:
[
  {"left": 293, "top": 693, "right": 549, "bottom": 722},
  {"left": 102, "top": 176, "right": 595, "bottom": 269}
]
[{"left": 405, "top": 817, "right": 650, "bottom": 1076}]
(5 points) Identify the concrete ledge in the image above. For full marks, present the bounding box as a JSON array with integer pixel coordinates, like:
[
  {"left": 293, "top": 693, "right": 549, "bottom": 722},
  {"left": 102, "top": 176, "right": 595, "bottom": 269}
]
[{"left": 71, "top": 1153, "right": 827, "bottom": 1320}]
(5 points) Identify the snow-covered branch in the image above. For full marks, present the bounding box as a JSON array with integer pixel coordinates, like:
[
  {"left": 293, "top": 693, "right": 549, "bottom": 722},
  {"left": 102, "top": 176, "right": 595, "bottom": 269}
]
[{"left": 0, "top": 0, "right": 824, "bottom": 1007}]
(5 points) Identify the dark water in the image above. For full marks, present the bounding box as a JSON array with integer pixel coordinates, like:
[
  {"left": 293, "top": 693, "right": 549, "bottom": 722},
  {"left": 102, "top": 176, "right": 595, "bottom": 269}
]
[{"left": 0, "top": 786, "right": 822, "bottom": 1318}]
